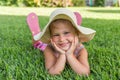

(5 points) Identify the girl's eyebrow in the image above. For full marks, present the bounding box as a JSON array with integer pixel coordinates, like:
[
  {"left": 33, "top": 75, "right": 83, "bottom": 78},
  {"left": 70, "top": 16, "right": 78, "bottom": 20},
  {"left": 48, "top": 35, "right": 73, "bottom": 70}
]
[
  {"left": 64, "top": 31, "right": 70, "bottom": 33},
  {"left": 52, "top": 33, "right": 59, "bottom": 35}
]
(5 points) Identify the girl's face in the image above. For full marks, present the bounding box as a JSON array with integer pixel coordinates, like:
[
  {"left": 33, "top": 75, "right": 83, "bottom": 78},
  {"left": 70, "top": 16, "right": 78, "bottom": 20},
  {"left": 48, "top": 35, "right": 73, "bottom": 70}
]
[{"left": 50, "top": 20, "right": 78, "bottom": 51}]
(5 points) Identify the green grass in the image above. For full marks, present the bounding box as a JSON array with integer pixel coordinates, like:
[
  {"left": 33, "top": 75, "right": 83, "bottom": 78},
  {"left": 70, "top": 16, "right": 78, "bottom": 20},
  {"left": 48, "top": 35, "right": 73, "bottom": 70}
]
[{"left": 0, "top": 6, "right": 120, "bottom": 80}]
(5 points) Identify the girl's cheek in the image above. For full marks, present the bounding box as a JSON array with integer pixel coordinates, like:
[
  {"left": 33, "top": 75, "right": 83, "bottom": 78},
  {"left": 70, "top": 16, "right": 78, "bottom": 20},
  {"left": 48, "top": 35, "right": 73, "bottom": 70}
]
[
  {"left": 66, "top": 36, "right": 74, "bottom": 42},
  {"left": 52, "top": 37, "right": 58, "bottom": 42}
]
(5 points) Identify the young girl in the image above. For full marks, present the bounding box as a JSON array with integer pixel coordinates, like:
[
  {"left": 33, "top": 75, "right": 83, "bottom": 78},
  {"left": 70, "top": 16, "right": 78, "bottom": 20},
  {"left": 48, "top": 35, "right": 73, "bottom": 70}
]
[{"left": 27, "top": 9, "right": 96, "bottom": 76}]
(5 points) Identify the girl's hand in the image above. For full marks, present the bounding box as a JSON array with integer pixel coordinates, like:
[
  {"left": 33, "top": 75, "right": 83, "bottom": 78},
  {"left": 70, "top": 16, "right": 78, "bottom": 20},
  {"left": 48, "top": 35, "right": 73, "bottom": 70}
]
[
  {"left": 66, "top": 36, "right": 78, "bottom": 55},
  {"left": 51, "top": 39, "right": 65, "bottom": 54}
]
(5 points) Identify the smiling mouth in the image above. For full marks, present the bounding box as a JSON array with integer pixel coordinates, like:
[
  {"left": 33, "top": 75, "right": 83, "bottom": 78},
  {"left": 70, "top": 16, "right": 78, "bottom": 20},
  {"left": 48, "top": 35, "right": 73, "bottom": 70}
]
[{"left": 59, "top": 43, "right": 69, "bottom": 47}]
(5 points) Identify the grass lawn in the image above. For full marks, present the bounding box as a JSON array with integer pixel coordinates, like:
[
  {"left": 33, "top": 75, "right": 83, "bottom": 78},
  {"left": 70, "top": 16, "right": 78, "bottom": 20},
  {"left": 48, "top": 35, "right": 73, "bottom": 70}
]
[{"left": 0, "top": 6, "right": 120, "bottom": 80}]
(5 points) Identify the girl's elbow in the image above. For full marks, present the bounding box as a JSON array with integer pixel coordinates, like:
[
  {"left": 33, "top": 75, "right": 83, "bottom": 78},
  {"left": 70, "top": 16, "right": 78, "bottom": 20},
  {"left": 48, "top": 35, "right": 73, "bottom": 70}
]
[
  {"left": 82, "top": 66, "right": 90, "bottom": 76},
  {"left": 78, "top": 68, "right": 90, "bottom": 76},
  {"left": 85, "top": 69, "right": 90, "bottom": 76},
  {"left": 48, "top": 69, "right": 62, "bottom": 75}
]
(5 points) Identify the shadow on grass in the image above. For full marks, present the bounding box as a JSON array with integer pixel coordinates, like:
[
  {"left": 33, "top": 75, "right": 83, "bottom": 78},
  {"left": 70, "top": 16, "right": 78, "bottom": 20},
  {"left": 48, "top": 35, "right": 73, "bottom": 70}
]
[{"left": 87, "top": 9, "right": 120, "bottom": 13}]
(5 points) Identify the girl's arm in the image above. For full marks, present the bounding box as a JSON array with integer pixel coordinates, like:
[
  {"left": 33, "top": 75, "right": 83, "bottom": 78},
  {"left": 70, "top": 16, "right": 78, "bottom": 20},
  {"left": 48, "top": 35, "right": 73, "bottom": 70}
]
[
  {"left": 43, "top": 46, "right": 66, "bottom": 75},
  {"left": 32, "top": 39, "right": 66, "bottom": 75},
  {"left": 66, "top": 44, "right": 90, "bottom": 76}
]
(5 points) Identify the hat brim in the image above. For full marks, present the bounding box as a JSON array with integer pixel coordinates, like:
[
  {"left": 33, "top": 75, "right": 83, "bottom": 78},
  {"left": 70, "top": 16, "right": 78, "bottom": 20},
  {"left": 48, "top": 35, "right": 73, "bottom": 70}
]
[{"left": 34, "top": 9, "right": 96, "bottom": 43}]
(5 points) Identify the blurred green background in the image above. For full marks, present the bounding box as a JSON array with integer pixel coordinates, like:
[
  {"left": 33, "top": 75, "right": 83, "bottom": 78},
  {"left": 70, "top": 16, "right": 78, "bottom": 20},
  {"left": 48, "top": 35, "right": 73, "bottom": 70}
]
[{"left": 0, "top": 0, "right": 120, "bottom": 7}]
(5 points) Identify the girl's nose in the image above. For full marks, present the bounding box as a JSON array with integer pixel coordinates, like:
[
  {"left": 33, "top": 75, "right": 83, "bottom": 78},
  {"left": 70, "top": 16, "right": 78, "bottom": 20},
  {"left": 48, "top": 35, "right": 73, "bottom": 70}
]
[{"left": 59, "top": 35, "right": 65, "bottom": 42}]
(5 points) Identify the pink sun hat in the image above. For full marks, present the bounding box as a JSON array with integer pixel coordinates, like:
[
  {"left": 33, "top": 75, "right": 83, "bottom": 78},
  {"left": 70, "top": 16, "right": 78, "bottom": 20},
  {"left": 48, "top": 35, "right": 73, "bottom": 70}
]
[{"left": 34, "top": 8, "right": 96, "bottom": 43}]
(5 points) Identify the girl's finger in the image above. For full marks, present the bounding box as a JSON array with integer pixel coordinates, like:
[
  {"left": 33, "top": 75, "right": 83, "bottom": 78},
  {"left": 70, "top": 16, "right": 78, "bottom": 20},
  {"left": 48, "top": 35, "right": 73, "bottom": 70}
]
[{"left": 74, "top": 36, "right": 79, "bottom": 46}]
